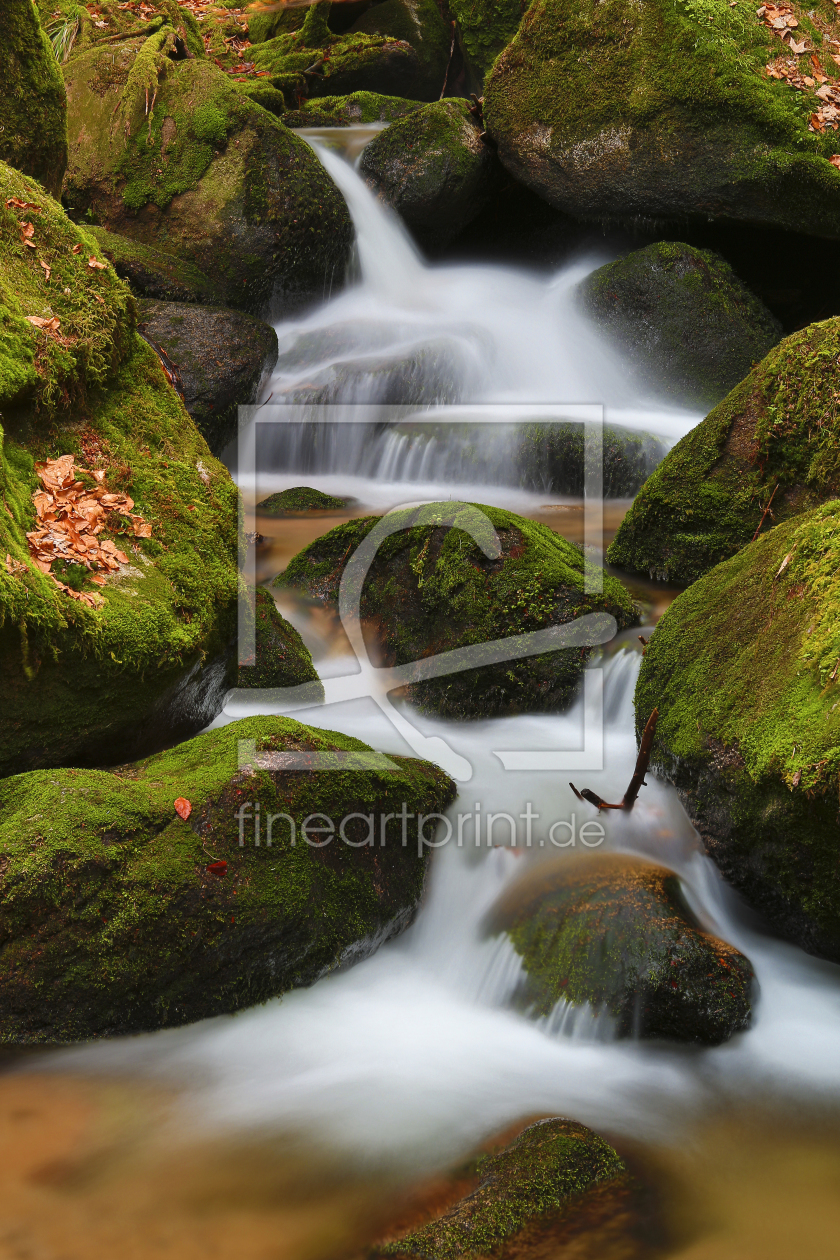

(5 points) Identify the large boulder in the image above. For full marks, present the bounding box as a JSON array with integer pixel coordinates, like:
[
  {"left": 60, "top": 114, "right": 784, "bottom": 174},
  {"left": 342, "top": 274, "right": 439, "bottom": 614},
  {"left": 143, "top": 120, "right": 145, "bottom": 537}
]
[
  {"left": 0, "top": 161, "right": 238, "bottom": 776},
  {"left": 2, "top": 0, "right": 68, "bottom": 197},
  {"left": 490, "top": 855, "right": 754, "bottom": 1045},
  {"left": 257, "top": 486, "right": 352, "bottom": 514},
  {"left": 579, "top": 243, "right": 781, "bottom": 409},
  {"left": 87, "top": 227, "right": 223, "bottom": 304},
  {"left": 238, "top": 587, "right": 325, "bottom": 696},
  {"left": 359, "top": 98, "right": 499, "bottom": 251},
  {"left": 484, "top": 0, "right": 840, "bottom": 238},
  {"left": 275, "top": 502, "right": 635, "bottom": 719},
  {"left": 607, "top": 318, "right": 840, "bottom": 584},
  {"left": 346, "top": 0, "right": 452, "bottom": 101},
  {"left": 636, "top": 500, "right": 840, "bottom": 963},
  {"left": 0, "top": 715, "right": 455, "bottom": 1042},
  {"left": 62, "top": 37, "right": 352, "bottom": 313},
  {"left": 136, "top": 299, "right": 278, "bottom": 455}
]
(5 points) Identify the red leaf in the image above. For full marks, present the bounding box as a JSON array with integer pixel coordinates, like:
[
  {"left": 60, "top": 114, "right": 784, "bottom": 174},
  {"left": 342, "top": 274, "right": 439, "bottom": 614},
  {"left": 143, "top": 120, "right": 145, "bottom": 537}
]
[
  {"left": 174, "top": 797, "right": 192, "bottom": 820},
  {"left": 207, "top": 860, "right": 228, "bottom": 876}
]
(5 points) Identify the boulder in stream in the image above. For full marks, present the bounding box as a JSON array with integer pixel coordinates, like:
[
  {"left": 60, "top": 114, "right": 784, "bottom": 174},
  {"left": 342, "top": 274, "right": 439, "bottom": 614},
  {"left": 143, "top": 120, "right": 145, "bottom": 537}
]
[
  {"left": 579, "top": 243, "right": 781, "bottom": 410},
  {"left": 275, "top": 502, "right": 636, "bottom": 719},
  {"left": 360, "top": 98, "right": 499, "bottom": 251},
  {"left": 483, "top": 0, "right": 840, "bottom": 238},
  {"left": 0, "top": 715, "right": 455, "bottom": 1041},
  {"left": 284, "top": 91, "right": 425, "bottom": 127},
  {"left": 257, "top": 487, "right": 352, "bottom": 514},
  {"left": 636, "top": 499, "right": 840, "bottom": 964},
  {"left": 237, "top": 587, "right": 325, "bottom": 697},
  {"left": 489, "top": 854, "right": 754, "bottom": 1045},
  {"left": 607, "top": 318, "right": 840, "bottom": 585},
  {"left": 2, "top": 0, "right": 68, "bottom": 198},
  {"left": 343, "top": 0, "right": 452, "bottom": 102}
]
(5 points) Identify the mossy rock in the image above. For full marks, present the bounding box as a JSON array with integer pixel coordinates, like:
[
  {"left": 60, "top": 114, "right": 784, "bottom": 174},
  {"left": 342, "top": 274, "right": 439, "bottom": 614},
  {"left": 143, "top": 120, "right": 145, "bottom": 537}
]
[
  {"left": 281, "top": 339, "right": 465, "bottom": 405},
  {"left": 0, "top": 166, "right": 238, "bottom": 776},
  {"left": 135, "top": 298, "right": 278, "bottom": 455},
  {"left": 87, "top": 227, "right": 223, "bottom": 304},
  {"left": 238, "top": 586, "right": 324, "bottom": 695},
  {"left": 0, "top": 714, "right": 455, "bottom": 1041},
  {"left": 247, "top": 2, "right": 308, "bottom": 45},
  {"left": 359, "top": 98, "right": 499, "bottom": 251},
  {"left": 292, "top": 90, "right": 426, "bottom": 125},
  {"left": 490, "top": 854, "right": 754, "bottom": 1045},
  {"left": 346, "top": 0, "right": 452, "bottom": 101},
  {"left": 62, "top": 44, "right": 352, "bottom": 314},
  {"left": 606, "top": 318, "right": 840, "bottom": 584},
  {"left": 376, "top": 1118, "right": 629, "bottom": 1260},
  {"left": 2, "top": 0, "right": 68, "bottom": 198},
  {"left": 515, "top": 422, "right": 665, "bottom": 498},
  {"left": 448, "top": 0, "right": 527, "bottom": 94},
  {"left": 257, "top": 486, "right": 352, "bottom": 514},
  {"left": 484, "top": 0, "right": 840, "bottom": 237},
  {"left": 579, "top": 243, "right": 782, "bottom": 409},
  {"left": 39, "top": 0, "right": 206, "bottom": 65},
  {"left": 636, "top": 500, "right": 840, "bottom": 964},
  {"left": 275, "top": 502, "right": 635, "bottom": 719}
]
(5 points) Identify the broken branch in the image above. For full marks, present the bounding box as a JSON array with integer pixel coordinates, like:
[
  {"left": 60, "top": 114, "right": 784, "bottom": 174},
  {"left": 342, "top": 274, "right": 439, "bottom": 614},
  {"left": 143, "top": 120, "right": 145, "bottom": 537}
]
[{"left": 569, "top": 708, "right": 659, "bottom": 812}]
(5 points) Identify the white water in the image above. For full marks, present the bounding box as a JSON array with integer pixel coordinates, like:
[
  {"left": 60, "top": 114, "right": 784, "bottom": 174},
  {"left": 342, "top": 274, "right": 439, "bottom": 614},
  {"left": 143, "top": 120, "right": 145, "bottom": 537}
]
[{"left": 31, "top": 133, "right": 840, "bottom": 1184}]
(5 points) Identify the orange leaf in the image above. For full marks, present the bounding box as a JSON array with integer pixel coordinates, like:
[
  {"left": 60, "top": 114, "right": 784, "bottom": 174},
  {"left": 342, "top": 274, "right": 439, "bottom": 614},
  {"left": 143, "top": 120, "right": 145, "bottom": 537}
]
[
  {"left": 39, "top": 258, "right": 51, "bottom": 281},
  {"left": 206, "top": 860, "right": 227, "bottom": 877},
  {"left": 71, "top": 243, "right": 83, "bottom": 255},
  {"left": 174, "top": 797, "right": 192, "bottom": 820},
  {"left": 830, "top": 154, "right": 840, "bottom": 168},
  {"left": 6, "top": 197, "right": 41, "bottom": 212},
  {"left": 88, "top": 256, "right": 108, "bottom": 270}
]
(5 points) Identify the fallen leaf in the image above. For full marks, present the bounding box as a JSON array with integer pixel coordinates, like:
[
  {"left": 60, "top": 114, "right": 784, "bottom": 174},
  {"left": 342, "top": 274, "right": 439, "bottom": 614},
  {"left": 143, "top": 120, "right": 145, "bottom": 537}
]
[
  {"left": 791, "top": 768, "right": 802, "bottom": 787},
  {"left": 4, "top": 554, "right": 27, "bottom": 576},
  {"left": 776, "top": 551, "right": 794, "bottom": 576},
  {"left": 174, "top": 797, "right": 192, "bottom": 820},
  {"left": 206, "top": 861, "right": 227, "bottom": 876},
  {"left": 20, "top": 222, "right": 36, "bottom": 249},
  {"left": 71, "top": 243, "right": 83, "bottom": 255},
  {"left": 89, "top": 572, "right": 107, "bottom": 586},
  {"left": 25, "top": 315, "right": 61, "bottom": 332},
  {"left": 87, "top": 256, "right": 107, "bottom": 270},
  {"left": 789, "top": 39, "right": 806, "bottom": 54},
  {"left": 39, "top": 258, "right": 51, "bottom": 281},
  {"left": 6, "top": 197, "right": 41, "bottom": 212}
]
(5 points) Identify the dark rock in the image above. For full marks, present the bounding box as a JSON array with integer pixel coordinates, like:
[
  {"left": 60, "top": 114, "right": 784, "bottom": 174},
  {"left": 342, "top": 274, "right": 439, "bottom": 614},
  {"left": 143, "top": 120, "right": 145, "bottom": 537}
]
[
  {"left": 346, "top": 0, "right": 452, "bottom": 101},
  {"left": 447, "top": 0, "right": 526, "bottom": 95},
  {"left": 360, "top": 99, "right": 498, "bottom": 251},
  {"left": 2, "top": 1, "right": 67, "bottom": 197},
  {"left": 279, "top": 339, "right": 466, "bottom": 405},
  {"left": 257, "top": 487, "right": 352, "bottom": 514},
  {"left": 136, "top": 300, "right": 278, "bottom": 456},
  {"left": 491, "top": 854, "right": 754, "bottom": 1045},
  {"left": 515, "top": 423, "right": 665, "bottom": 499},
  {"left": 288, "top": 90, "right": 425, "bottom": 126},
  {"left": 636, "top": 501, "right": 840, "bottom": 964},
  {"left": 238, "top": 587, "right": 325, "bottom": 697},
  {"left": 0, "top": 715, "right": 455, "bottom": 1042},
  {"left": 607, "top": 319, "right": 840, "bottom": 585},
  {"left": 579, "top": 243, "right": 781, "bottom": 409},
  {"left": 88, "top": 228, "right": 223, "bottom": 304}
]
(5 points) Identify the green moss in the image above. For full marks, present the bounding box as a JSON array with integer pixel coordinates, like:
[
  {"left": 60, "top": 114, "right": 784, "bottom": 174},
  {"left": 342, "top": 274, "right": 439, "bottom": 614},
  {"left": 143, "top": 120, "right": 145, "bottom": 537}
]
[
  {"left": 87, "top": 227, "right": 223, "bottom": 303},
  {"left": 484, "top": 0, "right": 840, "bottom": 234},
  {"left": 347, "top": 0, "right": 451, "bottom": 99},
  {"left": 257, "top": 486, "right": 350, "bottom": 513},
  {"left": 1, "top": 1, "right": 68, "bottom": 198},
  {"left": 448, "top": 0, "right": 527, "bottom": 90},
  {"left": 635, "top": 500, "right": 840, "bottom": 961},
  {"left": 276, "top": 502, "right": 635, "bottom": 718},
  {"left": 0, "top": 714, "right": 456, "bottom": 1041},
  {"left": 239, "top": 586, "right": 324, "bottom": 693},
  {"left": 300, "top": 91, "right": 425, "bottom": 123},
  {"left": 380, "top": 1118, "right": 626, "bottom": 1259},
  {"left": 607, "top": 317, "right": 840, "bottom": 584},
  {"left": 248, "top": 3, "right": 307, "bottom": 45}
]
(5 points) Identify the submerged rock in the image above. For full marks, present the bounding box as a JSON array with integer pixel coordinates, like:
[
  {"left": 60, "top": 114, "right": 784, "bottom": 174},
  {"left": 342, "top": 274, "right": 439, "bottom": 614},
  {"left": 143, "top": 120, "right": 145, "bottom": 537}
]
[
  {"left": 136, "top": 299, "right": 278, "bottom": 455},
  {"left": 276, "top": 502, "right": 635, "bottom": 719},
  {"left": 0, "top": 715, "right": 455, "bottom": 1041},
  {"left": 607, "top": 318, "right": 840, "bottom": 585},
  {"left": 484, "top": 0, "right": 840, "bottom": 238},
  {"left": 376, "top": 1118, "right": 630, "bottom": 1260},
  {"left": 0, "top": 163, "right": 238, "bottom": 776},
  {"left": 238, "top": 587, "right": 324, "bottom": 697},
  {"left": 62, "top": 43, "right": 352, "bottom": 314},
  {"left": 636, "top": 500, "right": 840, "bottom": 964},
  {"left": 490, "top": 855, "right": 754, "bottom": 1045},
  {"left": 2, "top": 0, "right": 68, "bottom": 197},
  {"left": 88, "top": 227, "right": 223, "bottom": 305},
  {"left": 360, "top": 99, "right": 498, "bottom": 251},
  {"left": 579, "top": 243, "right": 781, "bottom": 409},
  {"left": 257, "top": 487, "right": 352, "bottom": 514}
]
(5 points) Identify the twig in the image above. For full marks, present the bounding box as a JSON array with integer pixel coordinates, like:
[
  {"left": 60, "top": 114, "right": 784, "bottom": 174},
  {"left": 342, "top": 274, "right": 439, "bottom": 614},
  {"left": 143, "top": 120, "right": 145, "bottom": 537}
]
[
  {"left": 570, "top": 708, "right": 659, "bottom": 812},
  {"left": 440, "top": 21, "right": 456, "bottom": 100},
  {"left": 751, "top": 482, "right": 778, "bottom": 542}
]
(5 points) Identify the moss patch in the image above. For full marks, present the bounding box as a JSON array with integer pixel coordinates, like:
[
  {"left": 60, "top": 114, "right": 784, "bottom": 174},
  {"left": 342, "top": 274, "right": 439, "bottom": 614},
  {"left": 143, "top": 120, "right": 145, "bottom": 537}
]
[
  {"left": 257, "top": 486, "right": 351, "bottom": 513},
  {"left": 448, "top": 0, "right": 527, "bottom": 92},
  {"left": 238, "top": 587, "right": 324, "bottom": 693},
  {"left": 2, "top": 0, "right": 68, "bottom": 198},
  {"left": 87, "top": 226, "right": 223, "bottom": 303},
  {"left": 346, "top": 0, "right": 452, "bottom": 101}
]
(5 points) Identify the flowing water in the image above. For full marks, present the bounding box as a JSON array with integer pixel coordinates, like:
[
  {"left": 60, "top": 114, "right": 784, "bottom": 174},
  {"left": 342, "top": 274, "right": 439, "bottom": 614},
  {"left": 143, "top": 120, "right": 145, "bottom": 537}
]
[{"left": 9, "top": 129, "right": 840, "bottom": 1259}]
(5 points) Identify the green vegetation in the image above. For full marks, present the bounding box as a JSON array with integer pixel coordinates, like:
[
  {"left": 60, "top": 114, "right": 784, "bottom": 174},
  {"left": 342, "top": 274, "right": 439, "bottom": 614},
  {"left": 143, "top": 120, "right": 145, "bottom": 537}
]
[
  {"left": 607, "top": 317, "right": 840, "bottom": 584},
  {"left": 297, "top": 91, "right": 425, "bottom": 124},
  {"left": 0, "top": 715, "right": 455, "bottom": 1041},
  {"left": 636, "top": 500, "right": 840, "bottom": 961},
  {"left": 448, "top": 0, "right": 527, "bottom": 91},
  {"left": 257, "top": 486, "right": 350, "bottom": 513},
  {"left": 346, "top": 0, "right": 451, "bottom": 100},
  {"left": 2, "top": 1, "right": 69, "bottom": 198}
]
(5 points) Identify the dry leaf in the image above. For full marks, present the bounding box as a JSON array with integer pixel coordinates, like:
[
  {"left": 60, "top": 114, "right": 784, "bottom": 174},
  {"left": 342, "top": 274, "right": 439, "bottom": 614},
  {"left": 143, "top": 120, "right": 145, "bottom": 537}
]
[
  {"left": 25, "top": 315, "right": 61, "bottom": 332},
  {"left": 4, "top": 554, "right": 27, "bottom": 576},
  {"left": 87, "top": 256, "right": 107, "bottom": 270},
  {"left": 39, "top": 258, "right": 51, "bottom": 281},
  {"left": 6, "top": 197, "right": 41, "bottom": 212},
  {"left": 71, "top": 243, "right": 83, "bottom": 255},
  {"left": 789, "top": 39, "right": 806, "bottom": 54},
  {"left": 174, "top": 797, "right": 192, "bottom": 820},
  {"left": 830, "top": 154, "right": 840, "bottom": 168}
]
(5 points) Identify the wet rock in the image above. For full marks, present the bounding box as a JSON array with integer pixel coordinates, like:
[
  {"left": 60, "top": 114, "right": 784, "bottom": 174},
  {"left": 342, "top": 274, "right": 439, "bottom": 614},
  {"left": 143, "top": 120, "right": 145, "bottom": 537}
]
[
  {"left": 135, "top": 299, "right": 278, "bottom": 455},
  {"left": 257, "top": 487, "right": 352, "bottom": 514},
  {"left": 0, "top": 163, "right": 238, "bottom": 777},
  {"left": 360, "top": 99, "right": 498, "bottom": 251},
  {"left": 579, "top": 243, "right": 781, "bottom": 410},
  {"left": 286, "top": 90, "right": 425, "bottom": 126},
  {"left": 87, "top": 227, "right": 223, "bottom": 304},
  {"left": 346, "top": 0, "right": 452, "bottom": 101},
  {"left": 490, "top": 854, "right": 754, "bottom": 1045},
  {"left": 275, "top": 501, "right": 635, "bottom": 719},
  {"left": 62, "top": 46, "right": 352, "bottom": 315},
  {"left": 607, "top": 319, "right": 840, "bottom": 585},
  {"left": 280, "top": 339, "right": 466, "bottom": 405},
  {"left": 636, "top": 500, "right": 840, "bottom": 964},
  {"left": 0, "top": 715, "right": 455, "bottom": 1042},
  {"left": 2, "top": 1, "right": 68, "bottom": 197},
  {"left": 484, "top": 0, "right": 840, "bottom": 239},
  {"left": 375, "top": 1118, "right": 633, "bottom": 1260},
  {"left": 515, "top": 423, "right": 665, "bottom": 499},
  {"left": 238, "top": 587, "right": 325, "bottom": 697}
]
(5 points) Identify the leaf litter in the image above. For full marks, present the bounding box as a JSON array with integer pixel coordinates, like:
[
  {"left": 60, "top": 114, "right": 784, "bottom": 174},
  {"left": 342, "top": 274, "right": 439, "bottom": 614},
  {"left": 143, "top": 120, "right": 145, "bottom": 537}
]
[{"left": 758, "top": 3, "right": 840, "bottom": 147}]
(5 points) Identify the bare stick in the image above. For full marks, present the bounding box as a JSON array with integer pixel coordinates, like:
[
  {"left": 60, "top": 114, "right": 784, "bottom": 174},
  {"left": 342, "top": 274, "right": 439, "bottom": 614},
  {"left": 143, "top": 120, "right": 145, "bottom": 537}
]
[
  {"left": 751, "top": 483, "right": 778, "bottom": 542},
  {"left": 569, "top": 708, "right": 659, "bottom": 812},
  {"left": 440, "top": 21, "right": 456, "bottom": 100}
]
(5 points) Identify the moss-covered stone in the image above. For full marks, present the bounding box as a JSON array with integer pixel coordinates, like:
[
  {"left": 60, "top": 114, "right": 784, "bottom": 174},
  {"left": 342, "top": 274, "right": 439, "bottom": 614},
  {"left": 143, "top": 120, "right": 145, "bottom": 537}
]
[
  {"left": 0, "top": 164, "right": 239, "bottom": 777},
  {"left": 2, "top": 0, "right": 69, "bottom": 198},
  {"left": 0, "top": 714, "right": 455, "bottom": 1041},
  {"left": 136, "top": 298, "right": 277, "bottom": 455},
  {"left": 292, "top": 90, "right": 426, "bottom": 125},
  {"left": 515, "top": 422, "right": 665, "bottom": 498},
  {"left": 346, "top": 0, "right": 452, "bottom": 101},
  {"left": 359, "top": 98, "right": 499, "bottom": 250},
  {"left": 257, "top": 486, "right": 351, "bottom": 514},
  {"left": 484, "top": 0, "right": 840, "bottom": 237},
  {"left": 377, "top": 1118, "right": 628, "bottom": 1260},
  {"left": 490, "top": 854, "right": 754, "bottom": 1044},
  {"left": 606, "top": 317, "right": 840, "bottom": 584},
  {"left": 247, "top": 1, "right": 307, "bottom": 45},
  {"left": 238, "top": 586, "right": 324, "bottom": 695},
  {"left": 579, "top": 242, "right": 781, "bottom": 409},
  {"left": 635, "top": 500, "right": 840, "bottom": 964},
  {"left": 448, "top": 0, "right": 526, "bottom": 93},
  {"left": 275, "top": 502, "right": 635, "bottom": 719},
  {"left": 62, "top": 44, "right": 352, "bottom": 313},
  {"left": 87, "top": 227, "right": 223, "bottom": 304}
]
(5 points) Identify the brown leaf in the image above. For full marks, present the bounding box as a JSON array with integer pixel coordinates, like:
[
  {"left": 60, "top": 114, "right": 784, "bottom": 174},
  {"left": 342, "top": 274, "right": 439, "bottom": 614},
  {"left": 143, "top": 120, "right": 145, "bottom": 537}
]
[
  {"left": 174, "top": 797, "right": 192, "bottom": 820},
  {"left": 89, "top": 572, "right": 107, "bottom": 586},
  {"left": 39, "top": 258, "right": 51, "bottom": 281},
  {"left": 830, "top": 154, "right": 840, "bottom": 168},
  {"left": 4, "top": 554, "right": 27, "bottom": 576},
  {"left": 71, "top": 243, "right": 83, "bottom": 255},
  {"left": 789, "top": 39, "right": 806, "bottom": 54},
  {"left": 6, "top": 197, "right": 41, "bottom": 212},
  {"left": 87, "top": 256, "right": 108, "bottom": 270},
  {"left": 25, "top": 315, "right": 61, "bottom": 332}
]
